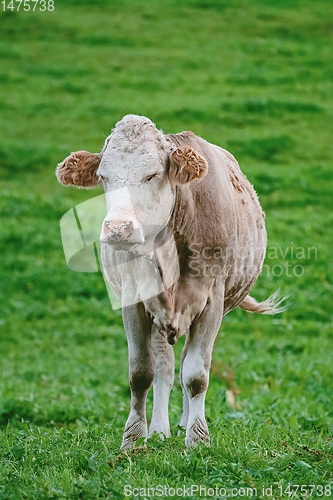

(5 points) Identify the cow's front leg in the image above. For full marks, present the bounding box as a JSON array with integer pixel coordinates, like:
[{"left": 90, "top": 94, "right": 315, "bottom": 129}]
[
  {"left": 182, "top": 284, "right": 224, "bottom": 447},
  {"left": 121, "top": 302, "right": 155, "bottom": 450},
  {"left": 149, "top": 326, "right": 175, "bottom": 438},
  {"left": 179, "top": 336, "right": 189, "bottom": 431}
]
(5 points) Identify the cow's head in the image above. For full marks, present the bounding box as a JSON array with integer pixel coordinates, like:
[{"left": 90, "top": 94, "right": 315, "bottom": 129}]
[{"left": 56, "top": 115, "right": 207, "bottom": 254}]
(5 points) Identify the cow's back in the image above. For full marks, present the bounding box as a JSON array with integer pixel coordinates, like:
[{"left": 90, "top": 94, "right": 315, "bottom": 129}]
[{"left": 166, "top": 132, "right": 267, "bottom": 315}]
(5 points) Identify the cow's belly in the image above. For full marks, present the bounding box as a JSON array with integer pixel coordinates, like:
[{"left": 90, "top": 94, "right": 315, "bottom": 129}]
[{"left": 223, "top": 210, "right": 267, "bottom": 314}]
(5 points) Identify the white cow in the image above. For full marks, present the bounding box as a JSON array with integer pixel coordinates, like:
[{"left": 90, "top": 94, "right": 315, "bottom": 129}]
[{"left": 56, "top": 114, "right": 286, "bottom": 448}]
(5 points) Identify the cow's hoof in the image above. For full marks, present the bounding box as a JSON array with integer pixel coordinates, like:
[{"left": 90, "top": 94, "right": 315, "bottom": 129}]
[
  {"left": 185, "top": 418, "right": 210, "bottom": 447},
  {"left": 121, "top": 439, "right": 146, "bottom": 451},
  {"left": 121, "top": 436, "right": 147, "bottom": 451},
  {"left": 121, "top": 418, "right": 147, "bottom": 450}
]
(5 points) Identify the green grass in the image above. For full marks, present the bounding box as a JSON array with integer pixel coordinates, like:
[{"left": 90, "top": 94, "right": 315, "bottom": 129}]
[{"left": 0, "top": 0, "right": 333, "bottom": 498}]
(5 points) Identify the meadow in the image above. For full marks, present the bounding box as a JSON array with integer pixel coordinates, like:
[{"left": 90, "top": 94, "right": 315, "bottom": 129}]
[{"left": 0, "top": 0, "right": 332, "bottom": 498}]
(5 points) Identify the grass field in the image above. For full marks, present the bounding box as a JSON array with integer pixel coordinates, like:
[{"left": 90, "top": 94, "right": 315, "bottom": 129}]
[{"left": 0, "top": 0, "right": 333, "bottom": 498}]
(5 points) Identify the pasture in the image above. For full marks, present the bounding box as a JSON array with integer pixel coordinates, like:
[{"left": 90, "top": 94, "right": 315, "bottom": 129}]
[{"left": 0, "top": 0, "right": 332, "bottom": 497}]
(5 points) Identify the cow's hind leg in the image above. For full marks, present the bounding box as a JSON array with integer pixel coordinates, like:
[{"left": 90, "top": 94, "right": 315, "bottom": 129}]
[
  {"left": 182, "top": 284, "right": 224, "bottom": 447},
  {"left": 149, "top": 326, "right": 175, "bottom": 438},
  {"left": 121, "top": 303, "right": 155, "bottom": 450}
]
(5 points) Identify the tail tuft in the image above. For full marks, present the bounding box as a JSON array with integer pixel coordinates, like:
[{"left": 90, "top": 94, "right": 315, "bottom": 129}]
[{"left": 239, "top": 290, "right": 289, "bottom": 315}]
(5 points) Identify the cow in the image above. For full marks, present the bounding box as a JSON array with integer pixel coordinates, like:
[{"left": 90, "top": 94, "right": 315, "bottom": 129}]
[{"left": 56, "top": 114, "right": 286, "bottom": 449}]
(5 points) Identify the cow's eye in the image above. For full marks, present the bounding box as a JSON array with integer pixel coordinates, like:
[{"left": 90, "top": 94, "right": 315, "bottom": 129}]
[{"left": 144, "top": 173, "right": 158, "bottom": 182}]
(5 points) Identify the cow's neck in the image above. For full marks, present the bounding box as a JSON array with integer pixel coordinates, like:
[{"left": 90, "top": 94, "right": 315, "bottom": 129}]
[{"left": 168, "top": 185, "right": 196, "bottom": 245}]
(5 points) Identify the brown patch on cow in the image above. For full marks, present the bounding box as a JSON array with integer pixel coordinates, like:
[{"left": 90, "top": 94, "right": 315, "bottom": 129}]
[
  {"left": 130, "top": 371, "right": 154, "bottom": 395},
  {"left": 56, "top": 150, "right": 102, "bottom": 188},
  {"left": 256, "top": 217, "right": 265, "bottom": 230},
  {"left": 188, "top": 375, "right": 207, "bottom": 398},
  {"left": 228, "top": 162, "right": 244, "bottom": 193},
  {"left": 168, "top": 146, "right": 207, "bottom": 184},
  {"left": 226, "top": 158, "right": 266, "bottom": 219}
]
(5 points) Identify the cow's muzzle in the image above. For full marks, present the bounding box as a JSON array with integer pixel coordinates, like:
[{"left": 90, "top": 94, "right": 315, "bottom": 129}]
[{"left": 102, "top": 219, "right": 144, "bottom": 247}]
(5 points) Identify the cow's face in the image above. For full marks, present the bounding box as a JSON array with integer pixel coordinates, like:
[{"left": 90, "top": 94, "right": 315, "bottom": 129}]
[
  {"left": 97, "top": 140, "right": 174, "bottom": 253},
  {"left": 56, "top": 115, "right": 207, "bottom": 255}
]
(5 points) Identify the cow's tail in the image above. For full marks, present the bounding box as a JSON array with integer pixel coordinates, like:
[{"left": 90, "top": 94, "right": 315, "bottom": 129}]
[{"left": 238, "top": 290, "right": 289, "bottom": 315}]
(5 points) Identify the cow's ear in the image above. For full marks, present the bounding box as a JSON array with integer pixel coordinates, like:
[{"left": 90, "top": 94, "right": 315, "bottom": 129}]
[
  {"left": 56, "top": 150, "right": 102, "bottom": 188},
  {"left": 168, "top": 147, "right": 208, "bottom": 185}
]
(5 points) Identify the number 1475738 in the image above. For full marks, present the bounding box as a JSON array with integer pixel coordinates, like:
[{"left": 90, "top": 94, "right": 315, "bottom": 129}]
[{"left": 2, "top": 0, "right": 54, "bottom": 11}]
